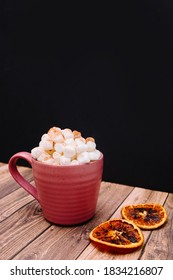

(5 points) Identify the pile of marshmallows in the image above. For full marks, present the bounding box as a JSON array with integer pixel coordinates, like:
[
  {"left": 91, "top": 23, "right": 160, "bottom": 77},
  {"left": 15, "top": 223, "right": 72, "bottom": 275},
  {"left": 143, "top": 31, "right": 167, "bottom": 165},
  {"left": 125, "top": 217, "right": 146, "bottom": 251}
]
[{"left": 31, "top": 127, "right": 101, "bottom": 165}]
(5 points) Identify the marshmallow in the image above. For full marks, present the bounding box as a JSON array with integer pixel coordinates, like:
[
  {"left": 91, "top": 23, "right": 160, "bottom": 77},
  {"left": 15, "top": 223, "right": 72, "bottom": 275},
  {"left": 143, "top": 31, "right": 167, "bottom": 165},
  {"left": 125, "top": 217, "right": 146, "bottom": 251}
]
[
  {"left": 37, "top": 152, "right": 51, "bottom": 162},
  {"left": 54, "top": 143, "right": 64, "bottom": 154},
  {"left": 31, "top": 146, "right": 44, "bottom": 159},
  {"left": 86, "top": 137, "right": 95, "bottom": 143},
  {"left": 52, "top": 152, "right": 61, "bottom": 165},
  {"left": 86, "top": 141, "right": 96, "bottom": 152},
  {"left": 71, "top": 159, "right": 79, "bottom": 165},
  {"left": 31, "top": 126, "right": 101, "bottom": 166},
  {"left": 53, "top": 133, "right": 64, "bottom": 143},
  {"left": 64, "top": 145, "right": 76, "bottom": 158},
  {"left": 77, "top": 152, "right": 90, "bottom": 164},
  {"left": 64, "top": 138, "right": 75, "bottom": 145},
  {"left": 41, "top": 133, "right": 51, "bottom": 141},
  {"left": 75, "top": 141, "right": 87, "bottom": 154},
  {"left": 48, "top": 126, "right": 61, "bottom": 137},
  {"left": 73, "top": 130, "right": 81, "bottom": 138},
  {"left": 75, "top": 137, "right": 86, "bottom": 144},
  {"left": 88, "top": 150, "right": 101, "bottom": 161},
  {"left": 48, "top": 127, "right": 64, "bottom": 143},
  {"left": 52, "top": 152, "right": 61, "bottom": 159},
  {"left": 39, "top": 140, "right": 54, "bottom": 150},
  {"left": 61, "top": 128, "right": 74, "bottom": 139},
  {"left": 59, "top": 156, "right": 71, "bottom": 165}
]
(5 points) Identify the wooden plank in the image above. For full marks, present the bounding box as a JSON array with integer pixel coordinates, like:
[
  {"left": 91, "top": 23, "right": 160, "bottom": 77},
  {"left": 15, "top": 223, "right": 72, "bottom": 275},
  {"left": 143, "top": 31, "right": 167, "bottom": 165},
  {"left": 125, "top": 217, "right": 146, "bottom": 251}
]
[
  {"left": 0, "top": 166, "right": 33, "bottom": 198},
  {"left": 78, "top": 187, "right": 168, "bottom": 260},
  {"left": 140, "top": 192, "right": 172, "bottom": 260},
  {"left": 13, "top": 182, "right": 133, "bottom": 260},
  {"left": 14, "top": 225, "right": 87, "bottom": 260},
  {"left": 0, "top": 200, "right": 50, "bottom": 260},
  {"left": 0, "top": 186, "right": 34, "bottom": 222}
]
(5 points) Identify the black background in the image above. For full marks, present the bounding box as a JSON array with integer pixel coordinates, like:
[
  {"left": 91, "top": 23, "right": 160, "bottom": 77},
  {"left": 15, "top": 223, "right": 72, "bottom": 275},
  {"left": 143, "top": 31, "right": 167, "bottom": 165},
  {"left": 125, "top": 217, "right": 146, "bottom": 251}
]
[{"left": 2, "top": 0, "right": 173, "bottom": 192}]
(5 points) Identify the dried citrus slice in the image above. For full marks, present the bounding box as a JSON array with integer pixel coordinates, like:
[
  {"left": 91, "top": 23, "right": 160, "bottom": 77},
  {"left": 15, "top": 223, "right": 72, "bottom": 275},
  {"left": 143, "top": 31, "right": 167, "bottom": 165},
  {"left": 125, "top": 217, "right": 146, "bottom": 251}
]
[
  {"left": 89, "top": 219, "right": 144, "bottom": 253},
  {"left": 121, "top": 203, "right": 167, "bottom": 229}
]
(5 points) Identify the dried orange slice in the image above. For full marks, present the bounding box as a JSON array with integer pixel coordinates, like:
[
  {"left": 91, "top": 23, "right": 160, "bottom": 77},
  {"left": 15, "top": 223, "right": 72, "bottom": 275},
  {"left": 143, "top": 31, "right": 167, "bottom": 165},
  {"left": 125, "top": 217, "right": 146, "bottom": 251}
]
[
  {"left": 89, "top": 219, "right": 144, "bottom": 253},
  {"left": 121, "top": 203, "right": 167, "bottom": 229}
]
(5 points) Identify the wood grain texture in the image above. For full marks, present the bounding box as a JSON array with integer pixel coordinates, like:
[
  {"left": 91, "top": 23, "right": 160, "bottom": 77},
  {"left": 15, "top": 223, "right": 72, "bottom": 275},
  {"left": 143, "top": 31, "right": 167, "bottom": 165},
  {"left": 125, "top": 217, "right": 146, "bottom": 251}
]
[
  {"left": 0, "top": 163, "right": 172, "bottom": 260},
  {"left": 0, "top": 200, "right": 50, "bottom": 260},
  {"left": 140, "top": 192, "right": 172, "bottom": 260},
  {"left": 0, "top": 165, "right": 33, "bottom": 198},
  {"left": 0, "top": 186, "right": 34, "bottom": 222}
]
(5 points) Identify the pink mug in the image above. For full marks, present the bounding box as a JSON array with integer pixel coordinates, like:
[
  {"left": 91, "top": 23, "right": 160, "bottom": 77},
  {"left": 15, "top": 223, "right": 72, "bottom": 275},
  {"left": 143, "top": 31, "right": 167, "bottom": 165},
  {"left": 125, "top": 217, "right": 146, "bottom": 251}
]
[{"left": 8, "top": 152, "right": 103, "bottom": 225}]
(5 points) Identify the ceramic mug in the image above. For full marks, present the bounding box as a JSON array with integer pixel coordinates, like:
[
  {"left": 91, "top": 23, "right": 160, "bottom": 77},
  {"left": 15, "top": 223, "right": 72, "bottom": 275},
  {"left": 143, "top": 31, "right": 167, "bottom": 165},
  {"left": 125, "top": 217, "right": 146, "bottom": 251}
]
[{"left": 8, "top": 152, "right": 103, "bottom": 225}]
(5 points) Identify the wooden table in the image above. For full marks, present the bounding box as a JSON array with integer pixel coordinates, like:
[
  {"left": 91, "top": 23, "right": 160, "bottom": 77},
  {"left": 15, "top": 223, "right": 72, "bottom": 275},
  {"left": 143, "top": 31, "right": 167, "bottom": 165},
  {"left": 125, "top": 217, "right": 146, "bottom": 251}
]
[{"left": 0, "top": 162, "right": 172, "bottom": 260}]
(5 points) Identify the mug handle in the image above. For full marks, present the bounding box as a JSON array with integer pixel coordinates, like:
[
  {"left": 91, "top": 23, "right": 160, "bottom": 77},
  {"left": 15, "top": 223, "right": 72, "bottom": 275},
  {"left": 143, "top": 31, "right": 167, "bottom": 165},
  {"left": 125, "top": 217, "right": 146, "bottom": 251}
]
[{"left": 8, "top": 152, "right": 39, "bottom": 201}]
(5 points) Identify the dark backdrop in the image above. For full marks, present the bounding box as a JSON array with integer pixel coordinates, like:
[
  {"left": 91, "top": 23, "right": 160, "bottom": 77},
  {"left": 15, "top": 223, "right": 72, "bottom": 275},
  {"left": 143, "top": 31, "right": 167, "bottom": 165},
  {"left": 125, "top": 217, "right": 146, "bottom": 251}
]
[{"left": 2, "top": 1, "right": 173, "bottom": 192}]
